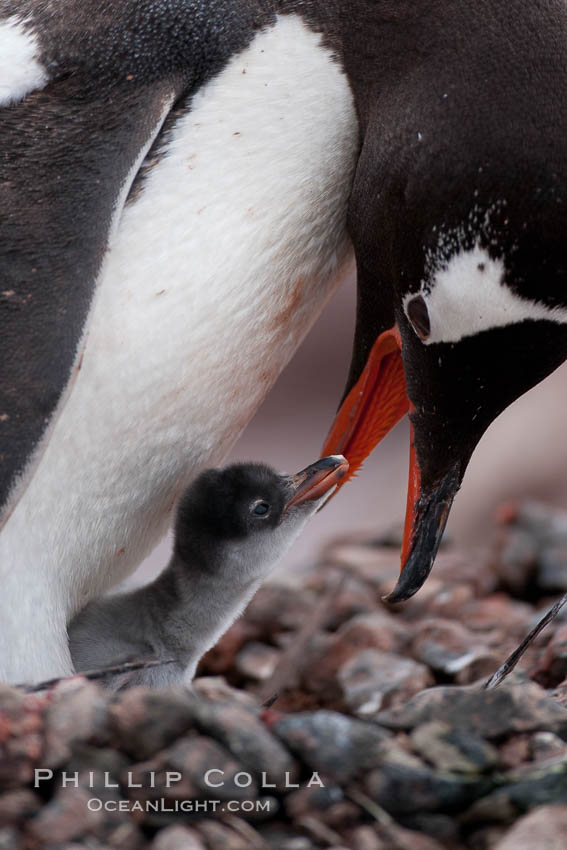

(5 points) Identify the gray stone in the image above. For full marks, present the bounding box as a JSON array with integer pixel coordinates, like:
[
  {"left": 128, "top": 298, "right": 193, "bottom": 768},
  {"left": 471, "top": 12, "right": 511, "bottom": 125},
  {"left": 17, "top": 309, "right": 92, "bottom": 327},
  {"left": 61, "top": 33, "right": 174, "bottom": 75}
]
[
  {"left": 235, "top": 642, "right": 281, "bottom": 681},
  {"left": 338, "top": 650, "right": 433, "bottom": 717},
  {"left": 244, "top": 585, "right": 317, "bottom": 635},
  {"left": 410, "top": 722, "right": 499, "bottom": 774},
  {"left": 0, "top": 789, "right": 41, "bottom": 826},
  {"left": 152, "top": 824, "right": 207, "bottom": 850},
  {"left": 197, "top": 820, "right": 265, "bottom": 850},
  {"left": 364, "top": 761, "right": 491, "bottom": 816},
  {"left": 532, "top": 624, "right": 567, "bottom": 688},
  {"left": 538, "top": 547, "right": 567, "bottom": 592},
  {"left": 465, "top": 755, "right": 567, "bottom": 822},
  {"left": 375, "top": 821, "right": 448, "bottom": 850},
  {"left": 272, "top": 710, "right": 392, "bottom": 783},
  {"left": 336, "top": 612, "right": 410, "bottom": 654},
  {"left": 376, "top": 682, "right": 567, "bottom": 738},
  {"left": 0, "top": 686, "right": 45, "bottom": 791},
  {"left": 25, "top": 786, "right": 104, "bottom": 844},
  {"left": 494, "top": 804, "right": 567, "bottom": 850},
  {"left": 530, "top": 731, "right": 567, "bottom": 762},
  {"left": 186, "top": 696, "right": 298, "bottom": 790},
  {"left": 165, "top": 734, "right": 257, "bottom": 800},
  {"left": 0, "top": 827, "right": 21, "bottom": 850},
  {"left": 43, "top": 680, "right": 110, "bottom": 768},
  {"left": 411, "top": 619, "right": 498, "bottom": 682},
  {"left": 108, "top": 687, "right": 194, "bottom": 759}
]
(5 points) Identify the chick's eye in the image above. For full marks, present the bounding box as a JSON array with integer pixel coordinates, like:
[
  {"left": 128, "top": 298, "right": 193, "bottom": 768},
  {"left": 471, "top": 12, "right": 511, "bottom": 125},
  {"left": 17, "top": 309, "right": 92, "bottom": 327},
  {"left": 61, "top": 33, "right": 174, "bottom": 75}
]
[
  {"left": 406, "top": 295, "right": 431, "bottom": 341},
  {"left": 252, "top": 501, "right": 270, "bottom": 516}
]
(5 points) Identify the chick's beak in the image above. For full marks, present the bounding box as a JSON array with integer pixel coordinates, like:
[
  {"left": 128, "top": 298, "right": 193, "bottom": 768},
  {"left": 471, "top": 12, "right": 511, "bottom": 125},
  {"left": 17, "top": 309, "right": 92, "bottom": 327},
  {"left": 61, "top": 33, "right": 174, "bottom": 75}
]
[{"left": 284, "top": 455, "right": 349, "bottom": 512}]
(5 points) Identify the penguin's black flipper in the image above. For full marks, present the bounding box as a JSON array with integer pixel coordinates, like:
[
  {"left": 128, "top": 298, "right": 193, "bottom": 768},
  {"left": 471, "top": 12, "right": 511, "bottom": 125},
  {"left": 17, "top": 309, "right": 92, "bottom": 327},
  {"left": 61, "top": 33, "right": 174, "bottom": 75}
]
[
  {"left": 0, "top": 0, "right": 272, "bottom": 525},
  {"left": 0, "top": 0, "right": 200, "bottom": 522},
  {"left": 0, "top": 77, "right": 177, "bottom": 521}
]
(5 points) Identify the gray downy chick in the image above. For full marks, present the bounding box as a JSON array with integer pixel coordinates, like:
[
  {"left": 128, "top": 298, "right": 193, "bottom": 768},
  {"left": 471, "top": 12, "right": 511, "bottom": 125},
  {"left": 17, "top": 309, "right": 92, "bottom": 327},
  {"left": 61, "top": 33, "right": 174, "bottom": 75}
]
[{"left": 68, "top": 456, "right": 348, "bottom": 689}]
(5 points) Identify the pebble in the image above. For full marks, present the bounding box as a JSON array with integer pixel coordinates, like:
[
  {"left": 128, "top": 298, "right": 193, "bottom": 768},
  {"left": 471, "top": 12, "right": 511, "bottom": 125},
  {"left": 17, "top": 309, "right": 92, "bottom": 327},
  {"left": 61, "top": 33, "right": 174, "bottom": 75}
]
[
  {"left": 375, "top": 822, "right": 448, "bottom": 850},
  {"left": 494, "top": 804, "right": 567, "bottom": 850},
  {"left": 0, "top": 686, "right": 44, "bottom": 791},
  {"left": 465, "top": 754, "right": 567, "bottom": 822},
  {"left": 106, "top": 820, "right": 147, "bottom": 849},
  {"left": 185, "top": 696, "right": 299, "bottom": 790},
  {"left": 272, "top": 710, "right": 392, "bottom": 783},
  {"left": 300, "top": 626, "right": 410, "bottom": 706},
  {"left": 108, "top": 688, "right": 194, "bottom": 759},
  {"left": 192, "top": 676, "right": 258, "bottom": 707},
  {"left": 235, "top": 642, "right": 281, "bottom": 681},
  {"left": 321, "top": 543, "right": 400, "bottom": 595},
  {"left": 398, "top": 813, "right": 461, "bottom": 847},
  {"left": 43, "top": 679, "right": 110, "bottom": 768},
  {"left": 364, "top": 761, "right": 491, "bottom": 817},
  {"left": 166, "top": 734, "right": 256, "bottom": 799},
  {"left": 276, "top": 839, "right": 315, "bottom": 850},
  {"left": 0, "top": 827, "right": 21, "bottom": 850},
  {"left": 419, "top": 550, "right": 497, "bottom": 598},
  {"left": 25, "top": 786, "right": 104, "bottom": 844},
  {"left": 505, "top": 500, "right": 567, "bottom": 546},
  {"left": 498, "top": 735, "right": 532, "bottom": 770},
  {"left": 376, "top": 682, "right": 567, "bottom": 738},
  {"left": 532, "top": 623, "right": 567, "bottom": 687},
  {"left": 411, "top": 619, "right": 498, "bottom": 682},
  {"left": 199, "top": 620, "right": 261, "bottom": 676},
  {"left": 536, "top": 546, "right": 567, "bottom": 592},
  {"left": 244, "top": 585, "right": 317, "bottom": 635},
  {"left": 417, "top": 582, "right": 476, "bottom": 620},
  {"left": 348, "top": 825, "right": 384, "bottom": 850},
  {"left": 197, "top": 820, "right": 265, "bottom": 850},
  {"left": 0, "top": 789, "right": 41, "bottom": 826},
  {"left": 152, "top": 825, "right": 207, "bottom": 850},
  {"left": 336, "top": 612, "right": 410, "bottom": 655},
  {"left": 410, "top": 722, "right": 499, "bottom": 774},
  {"left": 529, "top": 730, "right": 567, "bottom": 762},
  {"left": 459, "top": 594, "right": 534, "bottom": 636},
  {"left": 124, "top": 751, "right": 200, "bottom": 807},
  {"left": 494, "top": 528, "right": 538, "bottom": 596},
  {"left": 468, "top": 825, "right": 508, "bottom": 849},
  {"left": 285, "top": 785, "right": 345, "bottom": 820},
  {"left": 337, "top": 649, "right": 433, "bottom": 717}
]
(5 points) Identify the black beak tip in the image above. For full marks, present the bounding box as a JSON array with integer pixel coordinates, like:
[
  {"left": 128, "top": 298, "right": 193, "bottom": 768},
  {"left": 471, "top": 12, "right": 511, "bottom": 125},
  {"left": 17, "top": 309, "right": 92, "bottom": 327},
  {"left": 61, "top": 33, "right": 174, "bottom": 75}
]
[
  {"left": 317, "top": 454, "right": 348, "bottom": 472},
  {"left": 383, "top": 513, "right": 449, "bottom": 604},
  {"left": 382, "top": 477, "right": 459, "bottom": 605},
  {"left": 382, "top": 554, "right": 434, "bottom": 604}
]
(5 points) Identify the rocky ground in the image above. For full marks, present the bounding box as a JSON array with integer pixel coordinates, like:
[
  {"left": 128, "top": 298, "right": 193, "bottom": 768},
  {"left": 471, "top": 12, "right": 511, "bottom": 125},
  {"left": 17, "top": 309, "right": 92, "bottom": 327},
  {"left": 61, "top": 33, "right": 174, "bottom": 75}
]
[{"left": 2, "top": 501, "right": 567, "bottom": 849}]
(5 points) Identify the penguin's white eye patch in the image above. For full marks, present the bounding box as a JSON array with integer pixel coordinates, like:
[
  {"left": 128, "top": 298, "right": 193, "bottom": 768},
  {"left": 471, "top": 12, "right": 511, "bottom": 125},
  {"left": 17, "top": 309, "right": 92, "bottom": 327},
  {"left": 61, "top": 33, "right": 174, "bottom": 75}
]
[
  {"left": 405, "top": 244, "right": 567, "bottom": 345},
  {"left": 0, "top": 16, "right": 47, "bottom": 106},
  {"left": 406, "top": 295, "right": 431, "bottom": 340}
]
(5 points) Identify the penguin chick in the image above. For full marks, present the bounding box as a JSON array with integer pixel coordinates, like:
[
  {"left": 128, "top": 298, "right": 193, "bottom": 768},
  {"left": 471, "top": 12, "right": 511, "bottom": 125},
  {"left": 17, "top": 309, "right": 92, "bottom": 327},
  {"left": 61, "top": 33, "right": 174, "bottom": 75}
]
[{"left": 68, "top": 455, "right": 348, "bottom": 689}]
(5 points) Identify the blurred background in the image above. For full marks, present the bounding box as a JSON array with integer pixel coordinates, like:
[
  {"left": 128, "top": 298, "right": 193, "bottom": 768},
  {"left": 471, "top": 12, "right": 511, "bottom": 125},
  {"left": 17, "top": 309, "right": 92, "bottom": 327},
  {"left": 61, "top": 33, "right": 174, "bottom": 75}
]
[{"left": 132, "top": 269, "right": 567, "bottom": 585}]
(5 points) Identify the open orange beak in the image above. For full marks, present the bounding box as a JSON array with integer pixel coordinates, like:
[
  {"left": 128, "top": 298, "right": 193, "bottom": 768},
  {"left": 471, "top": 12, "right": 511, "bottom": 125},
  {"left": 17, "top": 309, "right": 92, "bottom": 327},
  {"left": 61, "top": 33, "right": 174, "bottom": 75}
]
[
  {"left": 321, "top": 327, "right": 409, "bottom": 477},
  {"left": 321, "top": 325, "right": 453, "bottom": 602}
]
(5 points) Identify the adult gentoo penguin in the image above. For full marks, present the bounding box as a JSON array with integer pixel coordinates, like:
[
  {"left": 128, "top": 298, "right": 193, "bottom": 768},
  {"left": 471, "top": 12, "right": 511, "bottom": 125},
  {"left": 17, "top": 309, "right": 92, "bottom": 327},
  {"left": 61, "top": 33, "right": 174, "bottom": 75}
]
[
  {"left": 1, "top": 1, "right": 567, "bottom": 683},
  {"left": 69, "top": 456, "right": 348, "bottom": 689}
]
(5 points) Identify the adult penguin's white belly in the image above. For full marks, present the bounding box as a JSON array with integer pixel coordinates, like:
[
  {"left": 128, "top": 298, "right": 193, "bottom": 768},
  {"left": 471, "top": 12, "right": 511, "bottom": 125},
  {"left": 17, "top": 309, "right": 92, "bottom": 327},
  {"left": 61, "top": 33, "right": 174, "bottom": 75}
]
[{"left": 0, "top": 15, "right": 358, "bottom": 682}]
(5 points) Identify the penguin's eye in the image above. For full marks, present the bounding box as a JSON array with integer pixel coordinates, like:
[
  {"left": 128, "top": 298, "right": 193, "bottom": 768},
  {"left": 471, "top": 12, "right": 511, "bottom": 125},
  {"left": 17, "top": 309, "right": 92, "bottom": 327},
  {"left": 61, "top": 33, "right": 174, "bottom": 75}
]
[
  {"left": 407, "top": 295, "right": 431, "bottom": 341},
  {"left": 252, "top": 501, "right": 271, "bottom": 517}
]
